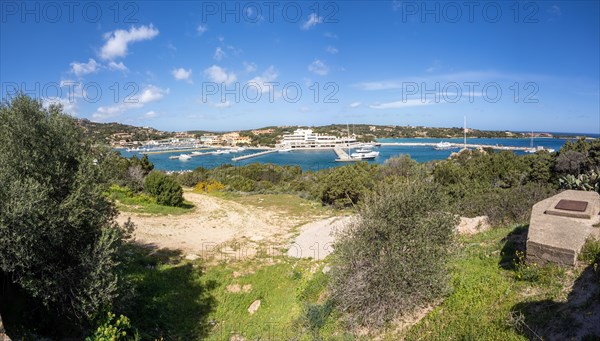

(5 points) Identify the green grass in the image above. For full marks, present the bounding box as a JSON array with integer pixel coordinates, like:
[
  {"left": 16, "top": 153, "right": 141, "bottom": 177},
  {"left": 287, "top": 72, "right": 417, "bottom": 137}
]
[
  {"left": 209, "top": 192, "right": 338, "bottom": 220},
  {"left": 108, "top": 185, "right": 195, "bottom": 215},
  {"left": 119, "top": 245, "right": 336, "bottom": 340},
  {"left": 403, "top": 226, "right": 572, "bottom": 340}
]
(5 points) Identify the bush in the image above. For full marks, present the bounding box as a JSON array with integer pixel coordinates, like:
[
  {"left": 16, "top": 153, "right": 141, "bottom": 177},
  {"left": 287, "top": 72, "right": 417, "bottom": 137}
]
[
  {"left": 175, "top": 167, "right": 208, "bottom": 187},
  {"left": 317, "top": 162, "right": 376, "bottom": 208},
  {"left": 144, "top": 172, "right": 184, "bottom": 207},
  {"left": 330, "top": 179, "right": 458, "bottom": 325},
  {"left": 86, "top": 312, "right": 135, "bottom": 341},
  {"left": 194, "top": 179, "right": 225, "bottom": 193},
  {"left": 458, "top": 183, "right": 556, "bottom": 226}
]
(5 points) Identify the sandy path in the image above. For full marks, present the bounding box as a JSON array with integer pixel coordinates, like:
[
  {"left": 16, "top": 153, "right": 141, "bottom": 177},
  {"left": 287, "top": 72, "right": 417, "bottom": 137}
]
[{"left": 287, "top": 216, "right": 354, "bottom": 260}]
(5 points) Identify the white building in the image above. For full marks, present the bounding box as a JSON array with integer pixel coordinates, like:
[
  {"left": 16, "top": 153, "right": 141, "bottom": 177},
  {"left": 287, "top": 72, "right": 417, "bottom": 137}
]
[{"left": 278, "top": 129, "right": 357, "bottom": 149}]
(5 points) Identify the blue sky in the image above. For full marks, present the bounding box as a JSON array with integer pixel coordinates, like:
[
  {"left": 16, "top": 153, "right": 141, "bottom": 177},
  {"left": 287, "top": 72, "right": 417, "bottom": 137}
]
[{"left": 1, "top": 1, "right": 599, "bottom": 134}]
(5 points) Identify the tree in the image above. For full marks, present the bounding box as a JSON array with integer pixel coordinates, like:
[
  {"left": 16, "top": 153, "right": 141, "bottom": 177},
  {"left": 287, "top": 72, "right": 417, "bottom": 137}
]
[
  {"left": 144, "top": 171, "right": 184, "bottom": 206},
  {"left": 0, "top": 94, "right": 130, "bottom": 324},
  {"left": 555, "top": 150, "right": 587, "bottom": 175},
  {"left": 330, "top": 179, "right": 458, "bottom": 326}
]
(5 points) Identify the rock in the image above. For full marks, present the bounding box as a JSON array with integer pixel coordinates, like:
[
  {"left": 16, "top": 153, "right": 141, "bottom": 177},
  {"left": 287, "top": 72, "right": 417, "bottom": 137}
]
[
  {"left": 185, "top": 254, "right": 200, "bottom": 261},
  {"left": 247, "top": 299, "right": 261, "bottom": 314},
  {"left": 456, "top": 216, "right": 490, "bottom": 235},
  {"left": 322, "top": 265, "right": 331, "bottom": 274}
]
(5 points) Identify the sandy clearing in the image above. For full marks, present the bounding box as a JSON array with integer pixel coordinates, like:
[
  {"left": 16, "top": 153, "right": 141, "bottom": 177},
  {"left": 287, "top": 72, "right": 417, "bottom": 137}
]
[{"left": 117, "top": 191, "right": 330, "bottom": 259}]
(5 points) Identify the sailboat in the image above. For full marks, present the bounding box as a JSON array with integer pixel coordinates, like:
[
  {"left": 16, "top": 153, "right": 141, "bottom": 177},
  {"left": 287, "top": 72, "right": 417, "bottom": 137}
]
[{"left": 525, "top": 131, "right": 555, "bottom": 153}]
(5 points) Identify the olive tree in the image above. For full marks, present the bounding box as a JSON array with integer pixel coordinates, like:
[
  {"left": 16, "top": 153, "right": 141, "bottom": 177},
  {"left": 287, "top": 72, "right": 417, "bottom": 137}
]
[
  {"left": 330, "top": 179, "right": 458, "bottom": 326},
  {"left": 0, "top": 94, "right": 130, "bottom": 323}
]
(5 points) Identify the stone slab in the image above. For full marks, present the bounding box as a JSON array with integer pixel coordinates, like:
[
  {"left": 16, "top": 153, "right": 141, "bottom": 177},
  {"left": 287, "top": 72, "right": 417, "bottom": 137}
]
[{"left": 527, "top": 190, "right": 600, "bottom": 266}]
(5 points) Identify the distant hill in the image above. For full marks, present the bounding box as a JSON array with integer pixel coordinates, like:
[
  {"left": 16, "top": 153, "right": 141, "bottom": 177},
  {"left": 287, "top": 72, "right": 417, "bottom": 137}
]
[
  {"left": 77, "top": 119, "right": 175, "bottom": 144},
  {"left": 79, "top": 120, "right": 549, "bottom": 147}
]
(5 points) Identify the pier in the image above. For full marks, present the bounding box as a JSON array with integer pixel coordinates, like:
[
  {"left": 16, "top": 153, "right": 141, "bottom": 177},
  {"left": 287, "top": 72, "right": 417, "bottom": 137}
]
[
  {"left": 333, "top": 147, "right": 355, "bottom": 162},
  {"left": 231, "top": 149, "right": 277, "bottom": 161},
  {"left": 379, "top": 142, "right": 531, "bottom": 151}
]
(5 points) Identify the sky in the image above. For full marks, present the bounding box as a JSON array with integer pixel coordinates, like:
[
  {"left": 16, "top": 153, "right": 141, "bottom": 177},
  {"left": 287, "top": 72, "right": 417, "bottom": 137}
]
[{"left": 1, "top": 1, "right": 599, "bottom": 134}]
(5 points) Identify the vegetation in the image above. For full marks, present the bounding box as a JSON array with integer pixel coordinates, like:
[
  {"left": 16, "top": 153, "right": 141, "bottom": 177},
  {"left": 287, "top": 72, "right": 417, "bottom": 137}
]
[
  {"left": 0, "top": 94, "right": 131, "bottom": 335},
  {"left": 78, "top": 119, "right": 174, "bottom": 144},
  {"left": 144, "top": 171, "right": 184, "bottom": 207},
  {"left": 404, "top": 227, "right": 575, "bottom": 340},
  {"left": 107, "top": 185, "right": 193, "bottom": 215},
  {"left": 330, "top": 179, "right": 458, "bottom": 326}
]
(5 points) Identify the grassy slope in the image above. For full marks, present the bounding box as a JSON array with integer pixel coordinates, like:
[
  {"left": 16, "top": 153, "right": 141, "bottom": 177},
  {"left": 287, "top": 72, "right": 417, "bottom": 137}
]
[{"left": 117, "top": 198, "right": 597, "bottom": 340}]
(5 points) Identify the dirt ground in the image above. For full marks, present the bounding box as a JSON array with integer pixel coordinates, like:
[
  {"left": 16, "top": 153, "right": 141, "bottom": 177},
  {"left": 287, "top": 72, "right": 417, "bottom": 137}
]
[{"left": 117, "top": 191, "right": 338, "bottom": 260}]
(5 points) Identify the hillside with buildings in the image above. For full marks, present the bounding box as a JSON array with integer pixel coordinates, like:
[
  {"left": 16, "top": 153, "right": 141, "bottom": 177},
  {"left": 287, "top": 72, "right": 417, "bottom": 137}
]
[{"left": 88, "top": 122, "right": 557, "bottom": 149}]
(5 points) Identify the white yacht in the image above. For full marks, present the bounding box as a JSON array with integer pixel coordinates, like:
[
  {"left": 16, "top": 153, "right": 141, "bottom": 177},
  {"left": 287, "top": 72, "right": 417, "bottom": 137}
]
[
  {"left": 178, "top": 154, "right": 192, "bottom": 160},
  {"left": 351, "top": 151, "right": 379, "bottom": 159},
  {"left": 434, "top": 141, "right": 453, "bottom": 150}
]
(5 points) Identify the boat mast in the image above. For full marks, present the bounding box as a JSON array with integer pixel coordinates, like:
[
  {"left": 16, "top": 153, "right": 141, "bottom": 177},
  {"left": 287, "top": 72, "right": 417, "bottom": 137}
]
[
  {"left": 530, "top": 130, "right": 534, "bottom": 148},
  {"left": 463, "top": 115, "right": 467, "bottom": 148}
]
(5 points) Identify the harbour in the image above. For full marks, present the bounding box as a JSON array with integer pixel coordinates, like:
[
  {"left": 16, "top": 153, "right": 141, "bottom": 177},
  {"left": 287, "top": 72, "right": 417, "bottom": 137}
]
[{"left": 120, "top": 137, "right": 570, "bottom": 173}]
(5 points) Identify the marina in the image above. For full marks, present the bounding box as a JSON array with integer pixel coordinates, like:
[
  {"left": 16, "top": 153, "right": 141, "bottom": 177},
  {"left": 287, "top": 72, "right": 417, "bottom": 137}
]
[{"left": 120, "top": 137, "right": 571, "bottom": 173}]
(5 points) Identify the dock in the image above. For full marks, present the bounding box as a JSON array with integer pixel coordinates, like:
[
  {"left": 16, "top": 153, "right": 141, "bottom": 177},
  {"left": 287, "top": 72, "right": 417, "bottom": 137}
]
[
  {"left": 231, "top": 149, "right": 277, "bottom": 161},
  {"left": 333, "top": 147, "right": 356, "bottom": 162},
  {"left": 379, "top": 142, "right": 531, "bottom": 151}
]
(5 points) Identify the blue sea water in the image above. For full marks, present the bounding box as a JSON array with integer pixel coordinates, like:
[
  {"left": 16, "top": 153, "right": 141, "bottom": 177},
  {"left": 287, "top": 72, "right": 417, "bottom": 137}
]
[{"left": 120, "top": 137, "right": 574, "bottom": 172}]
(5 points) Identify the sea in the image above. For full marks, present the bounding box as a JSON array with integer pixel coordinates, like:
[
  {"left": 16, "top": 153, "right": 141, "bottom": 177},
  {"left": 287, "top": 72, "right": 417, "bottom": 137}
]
[{"left": 119, "top": 136, "right": 591, "bottom": 172}]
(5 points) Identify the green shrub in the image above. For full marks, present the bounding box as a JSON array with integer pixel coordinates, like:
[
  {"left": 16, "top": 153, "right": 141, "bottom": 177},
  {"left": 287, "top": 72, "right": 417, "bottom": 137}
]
[
  {"left": 317, "top": 162, "right": 376, "bottom": 208},
  {"left": 175, "top": 167, "right": 208, "bottom": 187},
  {"left": 458, "top": 183, "right": 556, "bottom": 226},
  {"left": 86, "top": 312, "right": 136, "bottom": 341},
  {"left": 330, "top": 179, "right": 458, "bottom": 325},
  {"left": 144, "top": 172, "right": 184, "bottom": 207}
]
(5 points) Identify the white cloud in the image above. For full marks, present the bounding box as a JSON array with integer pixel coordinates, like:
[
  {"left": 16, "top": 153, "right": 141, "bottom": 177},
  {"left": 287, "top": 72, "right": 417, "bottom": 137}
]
[
  {"left": 214, "top": 47, "right": 226, "bottom": 61},
  {"left": 108, "top": 61, "right": 128, "bottom": 73},
  {"left": 100, "top": 24, "right": 159, "bottom": 60},
  {"left": 369, "top": 99, "right": 435, "bottom": 109},
  {"left": 172, "top": 67, "right": 192, "bottom": 82},
  {"left": 243, "top": 61, "right": 257, "bottom": 73},
  {"left": 349, "top": 102, "right": 361, "bottom": 108},
  {"left": 43, "top": 97, "right": 78, "bottom": 116},
  {"left": 144, "top": 110, "right": 158, "bottom": 118},
  {"left": 302, "top": 13, "right": 323, "bottom": 30},
  {"left": 92, "top": 85, "right": 168, "bottom": 120},
  {"left": 204, "top": 65, "right": 237, "bottom": 85},
  {"left": 325, "top": 46, "right": 339, "bottom": 54},
  {"left": 70, "top": 58, "right": 100, "bottom": 77},
  {"left": 324, "top": 32, "right": 338, "bottom": 39},
  {"left": 308, "top": 59, "right": 329, "bottom": 76},
  {"left": 197, "top": 24, "right": 208, "bottom": 35},
  {"left": 248, "top": 66, "right": 278, "bottom": 93}
]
